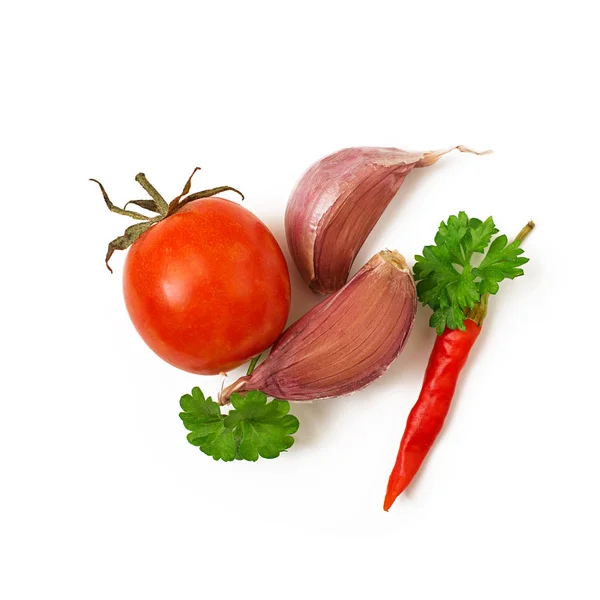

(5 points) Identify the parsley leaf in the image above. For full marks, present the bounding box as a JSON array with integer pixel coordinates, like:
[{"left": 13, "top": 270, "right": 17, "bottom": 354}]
[
  {"left": 434, "top": 211, "right": 470, "bottom": 265},
  {"left": 179, "top": 387, "right": 236, "bottom": 461},
  {"left": 414, "top": 213, "right": 530, "bottom": 333},
  {"left": 473, "top": 234, "right": 529, "bottom": 295},
  {"left": 464, "top": 216, "right": 498, "bottom": 256},
  {"left": 429, "top": 303, "right": 469, "bottom": 334},
  {"left": 179, "top": 387, "right": 299, "bottom": 462},
  {"left": 226, "top": 391, "right": 299, "bottom": 461},
  {"left": 414, "top": 238, "right": 480, "bottom": 334}
]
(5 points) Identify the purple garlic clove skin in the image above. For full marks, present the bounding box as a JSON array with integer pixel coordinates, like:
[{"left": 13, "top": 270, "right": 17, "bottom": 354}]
[
  {"left": 285, "top": 145, "right": 490, "bottom": 294},
  {"left": 219, "top": 250, "right": 417, "bottom": 404}
]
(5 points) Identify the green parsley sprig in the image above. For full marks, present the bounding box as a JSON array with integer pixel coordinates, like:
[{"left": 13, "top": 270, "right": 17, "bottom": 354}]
[
  {"left": 179, "top": 387, "right": 300, "bottom": 461},
  {"left": 414, "top": 212, "right": 532, "bottom": 334}
]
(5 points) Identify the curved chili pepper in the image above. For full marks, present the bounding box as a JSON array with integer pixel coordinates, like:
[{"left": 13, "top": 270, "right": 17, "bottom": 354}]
[{"left": 383, "top": 318, "right": 481, "bottom": 511}]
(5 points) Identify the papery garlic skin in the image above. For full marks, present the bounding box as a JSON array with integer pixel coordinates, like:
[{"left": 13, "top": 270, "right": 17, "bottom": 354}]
[
  {"left": 219, "top": 250, "right": 417, "bottom": 404},
  {"left": 285, "top": 145, "right": 489, "bottom": 294}
]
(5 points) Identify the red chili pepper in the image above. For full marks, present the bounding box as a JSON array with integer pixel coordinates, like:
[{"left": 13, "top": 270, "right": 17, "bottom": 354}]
[
  {"left": 383, "top": 319, "right": 481, "bottom": 510},
  {"left": 383, "top": 218, "right": 534, "bottom": 510}
]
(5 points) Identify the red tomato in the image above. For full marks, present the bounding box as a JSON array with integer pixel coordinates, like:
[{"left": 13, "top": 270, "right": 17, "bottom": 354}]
[{"left": 123, "top": 198, "right": 291, "bottom": 375}]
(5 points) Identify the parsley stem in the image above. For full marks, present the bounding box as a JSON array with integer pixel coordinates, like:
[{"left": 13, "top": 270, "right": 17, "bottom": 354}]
[
  {"left": 246, "top": 353, "right": 262, "bottom": 375},
  {"left": 466, "top": 220, "right": 535, "bottom": 326}
]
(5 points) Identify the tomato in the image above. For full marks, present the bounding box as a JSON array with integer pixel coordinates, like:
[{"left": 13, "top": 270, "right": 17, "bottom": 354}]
[{"left": 123, "top": 198, "right": 291, "bottom": 375}]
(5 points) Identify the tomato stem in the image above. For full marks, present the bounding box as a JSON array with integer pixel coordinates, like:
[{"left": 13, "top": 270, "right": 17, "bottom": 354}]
[
  {"left": 95, "top": 170, "right": 246, "bottom": 272},
  {"left": 135, "top": 173, "right": 168, "bottom": 215}
]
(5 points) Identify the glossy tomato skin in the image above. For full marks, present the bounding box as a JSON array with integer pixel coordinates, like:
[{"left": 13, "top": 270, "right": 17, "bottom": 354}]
[{"left": 123, "top": 198, "right": 291, "bottom": 375}]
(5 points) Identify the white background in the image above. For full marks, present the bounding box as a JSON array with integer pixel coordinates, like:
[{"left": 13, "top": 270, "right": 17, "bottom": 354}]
[{"left": 1, "top": 1, "right": 598, "bottom": 598}]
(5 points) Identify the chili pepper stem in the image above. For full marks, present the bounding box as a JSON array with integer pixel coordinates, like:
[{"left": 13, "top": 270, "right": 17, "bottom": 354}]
[
  {"left": 465, "top": 220, "right": 535, "bottom": 326},
  {"left": 516, "top": 220, "right": 536, "bottom": 243}
]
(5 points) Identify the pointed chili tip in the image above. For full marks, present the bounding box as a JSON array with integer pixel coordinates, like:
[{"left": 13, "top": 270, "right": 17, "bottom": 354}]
[
  {"left": 384, "top": 476, "right": 408, "bottom": 511},
  {"left": 383, "top": 493, "right": 396, "bottom": 512}
]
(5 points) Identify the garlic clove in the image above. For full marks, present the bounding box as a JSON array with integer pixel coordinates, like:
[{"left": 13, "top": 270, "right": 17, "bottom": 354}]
[
  {"left": 219, "top": 250, "right": 417, "bottom": 404},
  {"left": 286, "top": 145, "right": 490, "bottom": 294}
]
